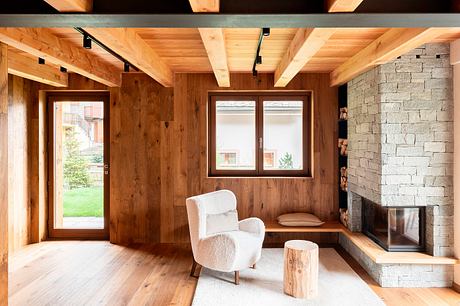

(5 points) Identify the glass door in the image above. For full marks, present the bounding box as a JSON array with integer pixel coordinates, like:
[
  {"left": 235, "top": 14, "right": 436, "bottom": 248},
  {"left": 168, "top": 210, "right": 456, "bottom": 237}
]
[{"left": 48, "top": 93, "right": 109, "bottom": 239}]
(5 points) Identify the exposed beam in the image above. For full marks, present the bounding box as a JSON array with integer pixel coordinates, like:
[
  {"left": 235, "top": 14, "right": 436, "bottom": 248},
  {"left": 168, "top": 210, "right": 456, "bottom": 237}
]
[
  {"left": 274, "top": 0, "right": 363, "bottom": 87},
  {"left": 327, "top": 0, "right": 363, "bottom": 12},
  {"left": 274, "top": 28, "right": 336, "bottom": 87},
  {"left": 198, "top": 29, "right": 230, "bottom": 87},
  {"left": 330, "top": 28, "right": 449, "bottom": 86},
  {"left": 84, "top": 28, "right": 173, "bottom": 87},
  {"left": 8, "top": 51, "right": 68, "bottom": 87},
  {"left": 3, "top": 14, "right": 460, "bottom": 28},
  {"left": 45, "top": 1, "right": 173, "bottom": 87},
  {"left": 44, "top": 0, "right": 93, "bottom": 12},
  {"left": 190, "top": 0, "right": 230, "bottom": 87},
  {"left": 189, "top": 0, "right": 219, "bottom": 12},
  {"left": 0, "top": 42, "right": 8, "bottom": 306},
  {"left": 0, "top": 28, "right": 120, "bottom": 87}
]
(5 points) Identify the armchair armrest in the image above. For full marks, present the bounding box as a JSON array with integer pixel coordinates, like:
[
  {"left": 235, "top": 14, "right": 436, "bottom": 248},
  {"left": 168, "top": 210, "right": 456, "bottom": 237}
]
[
  {"left": 239, "top": 217, "right": 265, "bottom": 239},
  {"left": 196, "top": 232, "right": 238, "bottom": 272}
]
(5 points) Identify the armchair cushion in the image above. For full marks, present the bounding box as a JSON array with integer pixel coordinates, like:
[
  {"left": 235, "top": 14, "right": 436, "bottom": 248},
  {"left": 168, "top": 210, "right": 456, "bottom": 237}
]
[{"left": 206, "top": 210, "right": 239, "bottom": 235}]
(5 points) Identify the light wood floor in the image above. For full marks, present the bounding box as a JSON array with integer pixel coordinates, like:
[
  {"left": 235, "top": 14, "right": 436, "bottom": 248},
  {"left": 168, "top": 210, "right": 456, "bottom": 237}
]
[{"left": 9, "top": 241, "right": 460, "bottom": 306}]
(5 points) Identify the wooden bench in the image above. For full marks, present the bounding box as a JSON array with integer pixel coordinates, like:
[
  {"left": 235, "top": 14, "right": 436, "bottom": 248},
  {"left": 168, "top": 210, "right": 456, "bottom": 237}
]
[{"left": 264, "top": 220, "right": 458, "bottom": 265}]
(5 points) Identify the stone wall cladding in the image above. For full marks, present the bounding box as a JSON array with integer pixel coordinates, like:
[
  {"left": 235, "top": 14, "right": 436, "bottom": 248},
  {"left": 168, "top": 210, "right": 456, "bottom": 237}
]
[
  {"left": 347, "top": 43, "right": 454, "bottom": 257},
  {"left": 339, "top": 234, "right": 454, "bottom": 287}
]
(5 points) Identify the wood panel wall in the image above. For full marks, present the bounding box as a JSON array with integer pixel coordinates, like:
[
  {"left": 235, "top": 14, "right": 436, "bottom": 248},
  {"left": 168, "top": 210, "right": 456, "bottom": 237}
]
[
  {"left": 3, "top": 72, "right": 338, "bottom": 250},
  {"left": 7, "top": 75, "right": 38, "bottom": 253},
  {"left": 160, "top": 73, "right": 338, "bottom": 243},
  {"left": 109, "top": 73, "right": 173, "bottom": 244},
  {"left": 0, "top": 42, "right": 8, "bottom": 306}
]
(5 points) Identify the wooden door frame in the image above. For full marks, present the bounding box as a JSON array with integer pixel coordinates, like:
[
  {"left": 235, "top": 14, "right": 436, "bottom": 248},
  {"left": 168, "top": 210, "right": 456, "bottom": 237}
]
[{"left": 47, "top": 92, "right": 110, "bottom": 239}]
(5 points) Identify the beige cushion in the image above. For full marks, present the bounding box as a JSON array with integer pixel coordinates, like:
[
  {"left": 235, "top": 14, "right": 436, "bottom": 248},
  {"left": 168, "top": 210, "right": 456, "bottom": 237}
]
[
  {"left": 277, "top": 213, "right": 324, "bottom": 227},
  {"left": 206, "top": 210, "right": 239, "bottom": 235}
]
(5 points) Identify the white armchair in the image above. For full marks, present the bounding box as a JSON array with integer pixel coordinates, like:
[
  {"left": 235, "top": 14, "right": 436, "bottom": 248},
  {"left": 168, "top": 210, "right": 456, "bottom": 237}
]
[{"left": 186, "top": 190, "right": 265, "bottom": 285}]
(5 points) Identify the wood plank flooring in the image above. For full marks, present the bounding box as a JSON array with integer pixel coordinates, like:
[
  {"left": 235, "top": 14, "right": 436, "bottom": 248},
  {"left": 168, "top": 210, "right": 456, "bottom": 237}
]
[{"left": 9, "top": 241, "right": 460, "bottom": 306}]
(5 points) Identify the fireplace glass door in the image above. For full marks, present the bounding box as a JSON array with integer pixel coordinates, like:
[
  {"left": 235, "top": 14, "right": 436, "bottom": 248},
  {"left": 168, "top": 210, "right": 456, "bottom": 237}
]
[{"left": 362, "top": 199, "right": 425, "bottom": 252}]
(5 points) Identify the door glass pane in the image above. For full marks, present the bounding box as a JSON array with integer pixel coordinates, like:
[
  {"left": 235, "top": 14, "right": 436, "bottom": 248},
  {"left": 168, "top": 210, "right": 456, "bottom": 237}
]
[
  {"left": 215, "top": 100, "right": 256, "bottom": 170},
  {"left": 263, "top": 100, "right": 303, "bottom": 170},
  {"left": 54, "top": 101, "right": 104, "bottom": 229}
]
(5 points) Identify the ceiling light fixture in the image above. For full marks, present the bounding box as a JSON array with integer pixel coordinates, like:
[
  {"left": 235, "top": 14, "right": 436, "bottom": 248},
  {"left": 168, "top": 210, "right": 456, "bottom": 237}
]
[
  {"left": 38, "top": 57, "right": 45, "bottom": 65},
  {"left": 252, "top": 28, "right": 270, "bottom": 77},
  {"left": 60, "top": 66, "right": 67, "bottom": 73},
  {"left": 83, "top": 34, "right": 92, "bottom": 49}
]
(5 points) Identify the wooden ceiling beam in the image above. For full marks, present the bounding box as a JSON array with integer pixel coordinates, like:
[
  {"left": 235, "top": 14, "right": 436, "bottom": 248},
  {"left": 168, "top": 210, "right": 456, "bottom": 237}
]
[
  {"left": 43, "top": 0, "right": 93, "bottom": 12},
  {"left": 326, "top": 0, "right": 364, "bottom": 12},
  {"left": 45, "top": 0, "right": 174, "bottom": 87},
  {"left": 8, "top": 51, "right": 68, "bottom": 87},
  {"left": 330, "top": 28, "right": 449, "bottom": 86},
  {"left": 189, "top": 0, "right": 219, "bottom": 12},
  {"left": 83, "top": 28, "right": 173, "bottom": 87},
  {"left": 190, "top": 0, "right": 230, "bottom": 87},
  {"left": 274, "top": 28, "right": 336, "bottom": 87},
  {"left": 0, "top": 28, "right": 120, "bottom": 87},
  {"left": 274, "top": 0, "right": 364, "bottom": 87}
]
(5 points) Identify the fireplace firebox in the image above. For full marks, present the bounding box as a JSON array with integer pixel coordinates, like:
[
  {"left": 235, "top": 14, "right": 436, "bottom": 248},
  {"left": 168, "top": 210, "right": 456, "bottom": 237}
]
[{"left": 362, "top": 199, "right": 425, "bottom": 252}]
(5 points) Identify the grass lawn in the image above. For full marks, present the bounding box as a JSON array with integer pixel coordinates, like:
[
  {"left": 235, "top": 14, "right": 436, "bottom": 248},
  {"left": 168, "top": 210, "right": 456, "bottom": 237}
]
[{"left": 63, "top": 186, "right": 103, "bottom": 217}]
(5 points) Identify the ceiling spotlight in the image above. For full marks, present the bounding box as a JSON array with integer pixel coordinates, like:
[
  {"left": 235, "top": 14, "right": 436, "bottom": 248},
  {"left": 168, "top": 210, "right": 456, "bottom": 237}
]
[
  {"left": 83, "top": 34, "right": 92, "bottom": 49},
  {"left": 38, "top": 57, "right": 45, "bottom": 65},
  {"left": 124, "top": 62, "right": 130, "bottom": 72},
  {"left": 262, "top": 28, "right": 270, "bottom": 37},
  {"left": 60, "top": 67, "right": 67, "bottom": 73},
  {"left": 256, "top": 55, "right": 262, "bottom": 65}
]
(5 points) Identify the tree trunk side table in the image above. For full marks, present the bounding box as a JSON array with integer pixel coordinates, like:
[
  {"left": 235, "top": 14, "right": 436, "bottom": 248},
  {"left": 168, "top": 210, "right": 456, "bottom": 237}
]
[{"left": 283, "top": 240, "right": 319, "bottom": 299}]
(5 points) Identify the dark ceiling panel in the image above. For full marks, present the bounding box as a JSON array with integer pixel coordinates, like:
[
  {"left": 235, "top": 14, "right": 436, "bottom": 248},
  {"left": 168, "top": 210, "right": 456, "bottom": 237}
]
[
  {"left": 0, "top": 0, "right": 56, "bottom": 13},
  {"left": 220, "top": 0, "right": 324, "bottom": 13},
  {"left": 92, "top": 0, "right": 193, "bottom": 13},
  {"left": 356, "top": 0, "right": 451, "bottom": 13}
]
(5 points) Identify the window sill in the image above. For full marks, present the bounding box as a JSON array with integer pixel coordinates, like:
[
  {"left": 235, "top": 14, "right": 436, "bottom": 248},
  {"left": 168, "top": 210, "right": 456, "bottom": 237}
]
[{"left": 206, "top": 176, "right": 314, "bottom": 180}]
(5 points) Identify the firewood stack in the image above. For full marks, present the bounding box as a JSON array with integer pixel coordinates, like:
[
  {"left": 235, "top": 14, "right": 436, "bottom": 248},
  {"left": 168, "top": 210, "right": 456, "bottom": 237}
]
[
  {"left": 338, "top": 138, "right": 348, "bottom": 156},
  {"left": 340, "top": 166, "right": 347, "bottom": 192},
  {"left": 339, "top": 107, "right": 348, "bottom": 121}
]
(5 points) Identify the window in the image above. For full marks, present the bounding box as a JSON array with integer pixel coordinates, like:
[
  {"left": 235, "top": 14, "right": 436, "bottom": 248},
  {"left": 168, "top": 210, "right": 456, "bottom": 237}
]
[{"left": 209, "top": 93, "right": 312, "bottom": 176}]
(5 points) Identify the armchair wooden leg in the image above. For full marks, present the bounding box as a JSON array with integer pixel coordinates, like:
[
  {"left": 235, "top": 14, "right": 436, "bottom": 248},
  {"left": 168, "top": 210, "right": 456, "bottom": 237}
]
[
  {"left": 190, "top": 259, "right": 198, "bottom": 278},
  {"left": 252, "top": 263, "right": 256, "bottom": 269},
  {"left": 235, "top": 271, "right": 240, "bottom": 285}
]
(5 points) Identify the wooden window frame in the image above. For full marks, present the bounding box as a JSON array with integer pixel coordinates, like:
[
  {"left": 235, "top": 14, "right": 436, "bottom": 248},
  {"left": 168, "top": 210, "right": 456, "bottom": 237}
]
[
  {"left": 208, "top": 92, "right": 312, "bottom": 177},
  {"left": 47, "top": 92, "right": 110, "bottom": 239}
]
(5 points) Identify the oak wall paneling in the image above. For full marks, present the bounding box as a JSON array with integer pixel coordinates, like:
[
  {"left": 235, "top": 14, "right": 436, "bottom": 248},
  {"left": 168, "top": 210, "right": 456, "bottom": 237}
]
[
  {"left": 109, "top": 73, "right": 173, "bottom": 244},
  {"left": 5, "top": 72, "right": 337, "bottom": 249},
  {"left": 0, "top": 42, "right": 8, "bottom": 306},
  {"left": 162, "top": 73, "right": 338, "bottom": 243}
]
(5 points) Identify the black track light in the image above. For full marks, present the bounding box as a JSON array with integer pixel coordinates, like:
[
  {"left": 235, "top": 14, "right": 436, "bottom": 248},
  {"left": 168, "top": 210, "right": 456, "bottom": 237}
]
[
  {"left": 83, "top": 34, "right": 92, "bottom": 49},
  {"left": 256, "top": 55, "right": 262, "bottom": 65},
  {"left": 124, "top": 62, "right": 130, "bottom": 73},
  {"left": 38, "top": 58, "right": 45, "bottom": 65},
  {"left": 60, "top": 67, "right": 67, "bottom": 73},
  {"left": 262, "top": 28, "right": 270, "bottom": 37}
]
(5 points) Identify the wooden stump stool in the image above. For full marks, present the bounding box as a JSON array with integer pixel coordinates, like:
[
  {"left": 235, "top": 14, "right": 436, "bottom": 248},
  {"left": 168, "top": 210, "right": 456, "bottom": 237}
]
[{"left": 283, "top": 240, "right": 318, "bottom": 299}]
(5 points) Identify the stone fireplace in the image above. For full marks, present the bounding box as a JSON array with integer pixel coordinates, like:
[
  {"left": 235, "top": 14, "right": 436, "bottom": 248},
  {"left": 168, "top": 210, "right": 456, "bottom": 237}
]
[{"left": 340, "top": 43, "right": 454, "bottom": 287}]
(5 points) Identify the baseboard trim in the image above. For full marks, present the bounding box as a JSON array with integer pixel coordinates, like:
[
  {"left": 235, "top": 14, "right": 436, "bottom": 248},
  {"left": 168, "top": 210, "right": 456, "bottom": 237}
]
[{"left": 453, "top": 282, "right": 460, "bottom": 293}]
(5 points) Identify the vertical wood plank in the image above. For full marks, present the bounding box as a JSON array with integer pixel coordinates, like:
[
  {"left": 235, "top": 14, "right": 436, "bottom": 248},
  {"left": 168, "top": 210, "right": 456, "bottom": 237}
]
[{"left": 0, "top": 42, "right": 9, "bottom": 306}]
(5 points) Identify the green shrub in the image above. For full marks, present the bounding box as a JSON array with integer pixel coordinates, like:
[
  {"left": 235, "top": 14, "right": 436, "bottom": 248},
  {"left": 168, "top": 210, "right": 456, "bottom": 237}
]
[
  {"left": 64, "top": 127, "right": 90, "bottom": 189},
  {"left": 278, "top": 152, "right": 294, "bottom": 169}
]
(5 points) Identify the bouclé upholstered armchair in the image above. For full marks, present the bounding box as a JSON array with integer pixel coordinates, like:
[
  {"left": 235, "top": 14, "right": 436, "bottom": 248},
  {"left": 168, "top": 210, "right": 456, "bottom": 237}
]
[{"left": 186, "top": 190, "right": 265, "bottom": 285}]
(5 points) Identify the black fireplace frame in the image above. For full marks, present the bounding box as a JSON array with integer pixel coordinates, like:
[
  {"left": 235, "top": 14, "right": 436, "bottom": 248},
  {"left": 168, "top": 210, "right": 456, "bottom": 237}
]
[{"left": 362, "top": 199, "right": 426, "bottom": 252}]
